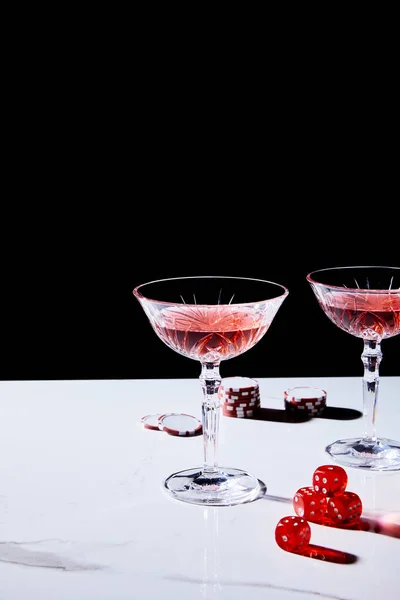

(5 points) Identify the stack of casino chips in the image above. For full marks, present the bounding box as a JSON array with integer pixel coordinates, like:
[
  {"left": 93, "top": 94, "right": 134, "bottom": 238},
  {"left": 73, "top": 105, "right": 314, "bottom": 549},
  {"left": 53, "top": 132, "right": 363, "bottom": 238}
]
[
  {"left": 218, "top": 376, "right": 261, "bottom": 418},
  {"left": 283, "top": 386, "right": 327, "bottom": 417}
]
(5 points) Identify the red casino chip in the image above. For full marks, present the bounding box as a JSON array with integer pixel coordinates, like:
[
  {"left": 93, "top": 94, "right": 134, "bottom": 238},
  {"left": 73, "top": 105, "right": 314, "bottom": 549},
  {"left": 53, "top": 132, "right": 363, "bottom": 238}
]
[
  {"left": 220, "top": 396, "right": 260, "bottom": 408},
  {"left": 220, "top": 391, "right": 260, "bottom": 403},
  {"left": 222, "top": 408, "right": 255, "bottom": 418},
  {"left": 219, "top": 376, "right": 260, "bottom": 419},
  {"left": 157, "top": 413, "right": 203, "bottom": 437},
  {"left": 223, "top": 399, "right": 260, "bottom": 409},
  {"left": 219, "top": 376, "right": 259, "bottom": 394},
  {"left": 284, "top": 387, "right": 327, "bottom": 417},
  {"left": 141, "top": 414, "right": 163, "bottom": 431}
]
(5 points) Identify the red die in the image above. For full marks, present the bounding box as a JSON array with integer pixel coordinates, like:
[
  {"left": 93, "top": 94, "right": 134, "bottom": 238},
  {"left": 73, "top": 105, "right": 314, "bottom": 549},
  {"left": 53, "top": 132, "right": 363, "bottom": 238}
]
[
  {"left": 326, "top": 491, "right": 362, "bottom": 527},
  {"left": 312, "top": 465, "right": 348, "bottom": 496},
  {"left": 275, "top": 515, "right": 311, "bottom": 553},
  {"left": 293, "top": 486, "right": 328, "bottom": 523}
]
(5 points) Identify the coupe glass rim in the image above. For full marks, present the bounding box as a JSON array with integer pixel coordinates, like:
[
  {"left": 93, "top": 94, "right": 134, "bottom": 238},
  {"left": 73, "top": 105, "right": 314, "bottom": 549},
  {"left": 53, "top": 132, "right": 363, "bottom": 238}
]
[
  {"left": 133, "top": 275, "right": 289, "bottom": 306},
  {"left": 306, "top": 265, "right": 400, "bottom": 292}
]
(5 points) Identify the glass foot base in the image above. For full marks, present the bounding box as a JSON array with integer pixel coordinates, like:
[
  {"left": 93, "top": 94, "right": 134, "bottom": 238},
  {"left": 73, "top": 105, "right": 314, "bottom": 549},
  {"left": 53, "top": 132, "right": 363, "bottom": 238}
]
[
  {"left": 163, "top": 467, "right": 266, "bottom": 506},
  {"left": 326, "top": 437, "right": 400, "bottom": 471}
]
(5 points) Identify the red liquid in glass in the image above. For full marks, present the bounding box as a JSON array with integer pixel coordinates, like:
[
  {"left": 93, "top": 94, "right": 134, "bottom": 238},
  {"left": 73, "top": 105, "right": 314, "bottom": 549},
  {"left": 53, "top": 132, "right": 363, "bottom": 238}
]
[
  {"left": 324, "top": 293, "right": 400, "bottom": 340},
  {"left": 154, "top": 305, "right": 271, "bottom": 362}
]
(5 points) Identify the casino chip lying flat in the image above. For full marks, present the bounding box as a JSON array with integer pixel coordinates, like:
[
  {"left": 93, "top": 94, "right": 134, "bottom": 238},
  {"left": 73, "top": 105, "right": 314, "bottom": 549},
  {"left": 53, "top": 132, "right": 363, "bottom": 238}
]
[
  {"left": 141, "top": 414, "right": 163, "bottom": 431},
  {"left": 218, "top": 376, "right": 261, "bottom": 418},
  {"left": 158, "top": 413, "right": 203, "bottom": 436},
  {"left": 141, "top": 413, "right": 203, "bottom": 436}
]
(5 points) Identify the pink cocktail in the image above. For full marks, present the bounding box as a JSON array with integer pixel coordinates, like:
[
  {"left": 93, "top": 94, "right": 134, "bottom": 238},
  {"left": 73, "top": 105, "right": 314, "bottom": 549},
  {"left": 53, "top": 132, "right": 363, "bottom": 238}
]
[
  {"left": 307, "top": 266, "right": 400, "bottom": 470},
  {"left": 134, "top": 276, "right": 289, "bottom": 506},
  {"left": 153, "top": 305, "right": 273, "bottom": 362},
  {"left": 316, "top": 290, "right": 400, "bottom": 340}
]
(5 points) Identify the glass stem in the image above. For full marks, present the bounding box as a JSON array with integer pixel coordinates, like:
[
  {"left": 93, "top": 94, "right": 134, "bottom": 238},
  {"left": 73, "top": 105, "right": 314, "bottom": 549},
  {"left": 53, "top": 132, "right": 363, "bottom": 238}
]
[
  {"left": 361, "top": 340, "right": 382, "bottom": 443},
  {"left": 199, "top": 361, "right": 221, "bottom": 476}
]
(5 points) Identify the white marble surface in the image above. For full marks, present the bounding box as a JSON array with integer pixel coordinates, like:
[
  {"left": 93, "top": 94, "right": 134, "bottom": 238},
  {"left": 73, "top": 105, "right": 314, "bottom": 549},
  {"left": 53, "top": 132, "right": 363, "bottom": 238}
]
[{"left": 0, "top": 377, "right": 399, "bottom": 600}]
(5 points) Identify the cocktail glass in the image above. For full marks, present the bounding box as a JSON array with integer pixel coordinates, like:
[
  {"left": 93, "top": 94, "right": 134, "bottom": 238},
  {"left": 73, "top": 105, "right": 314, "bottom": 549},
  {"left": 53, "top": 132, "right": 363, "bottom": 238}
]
[
  {"left": 133, "top": 276, "right": 289, "bottom": 505},
  {"left": 307, "top": 266, "right": 400, "bottom": 470}
]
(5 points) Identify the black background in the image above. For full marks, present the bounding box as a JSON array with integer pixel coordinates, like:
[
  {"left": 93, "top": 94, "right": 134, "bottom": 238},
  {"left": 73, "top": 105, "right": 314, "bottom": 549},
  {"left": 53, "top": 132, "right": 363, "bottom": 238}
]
[
  {"left": 2, "top": 33, "right": 399, "bottom": 382},
  {"left": 1, "top": 204, "right": 398, "bottom": 382}
]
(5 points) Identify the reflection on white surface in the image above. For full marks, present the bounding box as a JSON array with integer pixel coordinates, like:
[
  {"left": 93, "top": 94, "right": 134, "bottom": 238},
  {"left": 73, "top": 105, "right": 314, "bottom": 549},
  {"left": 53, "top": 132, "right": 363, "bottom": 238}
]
[{"left": 201, "top": 508, "right": 221, "bottom": 599}]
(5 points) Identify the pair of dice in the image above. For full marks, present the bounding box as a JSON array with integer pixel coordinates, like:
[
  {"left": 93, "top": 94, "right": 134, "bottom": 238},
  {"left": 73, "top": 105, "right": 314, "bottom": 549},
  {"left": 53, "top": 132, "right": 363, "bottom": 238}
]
[{"left": 275, "top": 464, "right": 363, "bottom": 554}]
